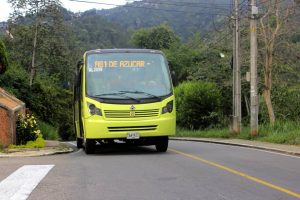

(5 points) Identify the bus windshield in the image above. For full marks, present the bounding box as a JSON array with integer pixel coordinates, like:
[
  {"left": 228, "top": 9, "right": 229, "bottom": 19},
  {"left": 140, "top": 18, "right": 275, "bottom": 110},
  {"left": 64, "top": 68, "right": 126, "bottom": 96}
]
[{"left": 86, "top": 52, "right": 172, "bottom": 100}]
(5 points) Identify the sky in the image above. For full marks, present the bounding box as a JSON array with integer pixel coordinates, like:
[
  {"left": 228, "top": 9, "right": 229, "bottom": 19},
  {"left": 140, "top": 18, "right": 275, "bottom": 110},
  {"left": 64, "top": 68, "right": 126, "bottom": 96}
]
[{"left": 0, "top": 0, "right": 128, "bottom": 21}]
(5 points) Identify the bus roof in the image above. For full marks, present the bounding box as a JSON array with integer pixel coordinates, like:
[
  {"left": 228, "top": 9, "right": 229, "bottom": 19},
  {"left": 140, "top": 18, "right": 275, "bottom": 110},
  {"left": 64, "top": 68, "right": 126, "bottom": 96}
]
[{"left": 85, "top": 49, "right": 164, "bottom": 55}]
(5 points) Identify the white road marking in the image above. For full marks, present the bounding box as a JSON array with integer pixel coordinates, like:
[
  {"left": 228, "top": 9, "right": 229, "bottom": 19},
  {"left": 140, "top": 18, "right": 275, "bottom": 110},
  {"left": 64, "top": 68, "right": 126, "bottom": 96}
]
[{"left": 0, "top": 165, "right": 54, "bottom": 200}]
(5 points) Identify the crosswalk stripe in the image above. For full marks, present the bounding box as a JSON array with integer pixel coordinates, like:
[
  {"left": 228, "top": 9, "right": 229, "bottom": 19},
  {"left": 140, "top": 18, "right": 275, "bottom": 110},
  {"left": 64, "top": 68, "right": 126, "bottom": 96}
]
[{"left": 0, "top": 165, "right": 54, "bottom": 200}]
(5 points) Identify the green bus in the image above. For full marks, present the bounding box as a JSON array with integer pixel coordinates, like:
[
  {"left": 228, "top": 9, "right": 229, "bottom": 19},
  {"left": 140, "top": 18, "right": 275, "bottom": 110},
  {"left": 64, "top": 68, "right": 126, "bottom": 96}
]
[{"left": 74, "top": 49, "right": 176, "bottom": 154}]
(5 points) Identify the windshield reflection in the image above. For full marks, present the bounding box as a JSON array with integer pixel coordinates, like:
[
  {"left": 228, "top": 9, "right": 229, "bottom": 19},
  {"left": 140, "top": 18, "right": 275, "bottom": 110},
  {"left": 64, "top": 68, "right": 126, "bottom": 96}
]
[{"left": 86, "top": 53, "right": 172, "bottom": 99}]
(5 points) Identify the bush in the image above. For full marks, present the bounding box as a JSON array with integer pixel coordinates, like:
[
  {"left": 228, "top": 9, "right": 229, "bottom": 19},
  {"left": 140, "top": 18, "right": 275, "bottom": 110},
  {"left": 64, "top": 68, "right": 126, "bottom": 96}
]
[
  {"left": 9, "top": 135, "right": 45, "bottom": 148},
  {"left": 175, "top": 81, "right": 222, "bottom": 129},
  {"left": 16, "top": 113, "right": 41, "bottom": 145},
  {"left": 259, "top": 85, "right": 300, "bottom": 123},
  {"left": 39, "top": 121, "right": 59, "bottom": 140},
  {"left": 0, "top": 68, "right": 75, "bottom": 141},
  {"left": 58, "top": 120, "right": 73, "bottom": 141},
  {"left": 29, "top": 74, "right": 75, "bottom": 140}
]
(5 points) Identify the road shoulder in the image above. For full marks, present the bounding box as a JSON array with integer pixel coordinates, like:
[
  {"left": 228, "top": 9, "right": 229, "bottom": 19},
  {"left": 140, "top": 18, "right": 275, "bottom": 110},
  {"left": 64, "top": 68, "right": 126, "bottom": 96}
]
[{"left": 171, "top": 137, "right": 300, "bottom": 156}]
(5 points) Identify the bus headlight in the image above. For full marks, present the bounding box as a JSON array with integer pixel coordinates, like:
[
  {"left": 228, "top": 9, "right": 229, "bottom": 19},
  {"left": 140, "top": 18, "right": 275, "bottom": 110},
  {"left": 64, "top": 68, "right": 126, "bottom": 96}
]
[
  {"left": 162, "top": 100, "right": 173, "bottom": 114},
  {"left": 87, "top": 103, "right": 102, "bottom": 116}
]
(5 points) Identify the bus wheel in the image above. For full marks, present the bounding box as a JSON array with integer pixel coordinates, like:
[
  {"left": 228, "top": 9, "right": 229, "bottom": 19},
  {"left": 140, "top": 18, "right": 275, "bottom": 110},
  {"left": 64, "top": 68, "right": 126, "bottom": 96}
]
[
  {"left": 85, "top": 139, "right": 95, "bottom": 154},
  {"left": 77, "top": 137, "right": 83, "bottom": 149},
  {"left": 155, "top": 137, "right": 168, "bottom": 152}
]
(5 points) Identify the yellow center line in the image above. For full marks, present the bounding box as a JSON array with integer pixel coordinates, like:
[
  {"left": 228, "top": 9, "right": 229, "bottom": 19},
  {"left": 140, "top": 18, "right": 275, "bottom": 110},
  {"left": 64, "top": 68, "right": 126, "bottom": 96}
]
[{"left": 170, "top": 148, "right": 300, "bottom": 199}]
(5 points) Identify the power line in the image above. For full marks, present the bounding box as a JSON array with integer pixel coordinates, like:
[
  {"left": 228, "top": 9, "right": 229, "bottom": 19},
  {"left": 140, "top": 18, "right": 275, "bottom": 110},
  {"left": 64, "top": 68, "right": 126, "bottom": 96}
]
[
  {"left": 132, "top": 0, "right": 233, "bottom": 11},
  {"left": 135, "top": 0, "right": 235, "bottom": 6},
  {"left": 68, "top": 0, "right": 231, "bottom": 16}
]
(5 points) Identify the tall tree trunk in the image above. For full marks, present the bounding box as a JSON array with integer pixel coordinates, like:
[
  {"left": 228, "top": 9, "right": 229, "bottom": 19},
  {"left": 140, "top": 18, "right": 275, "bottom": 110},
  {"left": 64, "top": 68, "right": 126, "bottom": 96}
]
[
  {"left": 263, "top": 45, "right": 276, "bottom": 124},
  {"left": 263, "top": 89, "right": 275, "bottom": 124},
  {"left": 30, "top": 20, "right": 38, "bottom": 87}
]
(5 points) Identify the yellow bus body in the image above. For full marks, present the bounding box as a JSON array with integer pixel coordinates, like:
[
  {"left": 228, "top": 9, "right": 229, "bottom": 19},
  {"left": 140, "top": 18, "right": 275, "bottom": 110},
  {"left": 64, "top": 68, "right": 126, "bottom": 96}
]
[
  {"left": 74, "top": 49, "right": 176, "bottom": 153},
  {"left": 81, "top": 96, "right": 175, "bottom": 139}
]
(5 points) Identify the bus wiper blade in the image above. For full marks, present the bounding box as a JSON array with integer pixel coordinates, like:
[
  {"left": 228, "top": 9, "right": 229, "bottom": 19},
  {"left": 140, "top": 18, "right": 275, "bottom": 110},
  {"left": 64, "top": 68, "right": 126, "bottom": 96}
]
[
  {"left": 94, "top": 92, "right": 141, "bottom": 103},
  {"left": 119, "top": 90, "right": 162, "bottom": 100},
  {"left": 94, "top": 92, "right": 124, "bottom": 97}
]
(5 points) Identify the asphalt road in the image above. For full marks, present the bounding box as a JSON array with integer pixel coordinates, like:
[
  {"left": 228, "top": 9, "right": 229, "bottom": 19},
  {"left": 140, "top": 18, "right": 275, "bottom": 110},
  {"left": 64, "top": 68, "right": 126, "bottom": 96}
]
[{"left": 0, "top": 140, "right": 300, "bottom": 200}]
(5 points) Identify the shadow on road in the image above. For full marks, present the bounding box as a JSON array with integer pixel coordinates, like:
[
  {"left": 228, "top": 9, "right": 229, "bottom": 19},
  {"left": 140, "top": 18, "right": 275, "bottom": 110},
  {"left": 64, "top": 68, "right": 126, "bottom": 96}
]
[{"left": 87, "top": 144, "right": 165, "bottom": 156}]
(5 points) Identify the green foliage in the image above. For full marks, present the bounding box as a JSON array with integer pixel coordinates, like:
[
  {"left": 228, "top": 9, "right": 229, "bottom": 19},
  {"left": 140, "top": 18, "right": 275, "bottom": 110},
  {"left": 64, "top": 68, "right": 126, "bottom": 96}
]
[
  {"left": 130, "top": 24, "right": 180, "bottom": 50},
  {"left": 0, "top": 64, "right": 30, "bottom": 99},
  {"left": 8, "top": 0, "right": 61, "bottom": 21},
  {"left": 25, "top": 136, "right": 45, "bottom": 148},
  {"left": 39, "top": 121, "right": 58, "bottom": 140},
  {"left": 0, "top": 40, "right": 8, "bottom": 74},
  {"left": 98, "top": 0, "right": 228, "bottom": 39},
  {"left": 0, "top": 65, "right": 74, "bottom": 141},
  {"left": 16, "top": 113, "right": 41, "bottom": 145},
  {"left": 29, "top": 74, "right": 74, "bottom": 140},
  {"left": 72, "top": 14, "right": 129, "bottom": 49},
  {"left": 175, "top": 81, "right": 222, "bottom": 129},
  {"left": 164, "top": 43, "right": 200, "bottom": 84},
  {"left": 259, "top": 85, "right": 300, "bottom": 123},
  {"left": 9, "top": 135, "right": 45, "bottom": 148},
  {"left": 176, "top": 127, "right": 230, "bottom": 138},
  {"left": 257, "top": 121, "right": 300, "bottom": 145}
]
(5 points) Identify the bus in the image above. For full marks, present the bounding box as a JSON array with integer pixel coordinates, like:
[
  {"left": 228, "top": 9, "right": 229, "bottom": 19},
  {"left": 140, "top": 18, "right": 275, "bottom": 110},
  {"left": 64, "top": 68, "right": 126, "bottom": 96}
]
[{"left": 74, "top": 49, "right": 176, "bottom": 154}]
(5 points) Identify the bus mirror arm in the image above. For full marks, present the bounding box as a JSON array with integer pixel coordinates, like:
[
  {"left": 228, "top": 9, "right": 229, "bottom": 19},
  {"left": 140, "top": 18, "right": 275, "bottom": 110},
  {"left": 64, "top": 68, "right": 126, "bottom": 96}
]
[{"left": 171, "top": 70, "right": 177, "bottom": 86}]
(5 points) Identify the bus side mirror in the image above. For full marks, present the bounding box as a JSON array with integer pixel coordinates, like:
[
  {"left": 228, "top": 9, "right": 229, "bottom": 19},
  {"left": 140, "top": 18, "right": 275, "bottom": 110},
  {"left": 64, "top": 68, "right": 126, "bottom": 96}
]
[
  {"left": 171, "top": 70, "right": 177, "bottom": 86},
  {"left": 77, "top": 60, "right": 83, "bottom": 70}
]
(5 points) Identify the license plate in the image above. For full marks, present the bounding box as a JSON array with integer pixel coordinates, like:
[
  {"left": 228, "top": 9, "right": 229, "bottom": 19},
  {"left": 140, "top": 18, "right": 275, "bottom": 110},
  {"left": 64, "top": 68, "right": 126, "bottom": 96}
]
[{"left": 127, "top": 132, "right": 140, "bottom": 139}]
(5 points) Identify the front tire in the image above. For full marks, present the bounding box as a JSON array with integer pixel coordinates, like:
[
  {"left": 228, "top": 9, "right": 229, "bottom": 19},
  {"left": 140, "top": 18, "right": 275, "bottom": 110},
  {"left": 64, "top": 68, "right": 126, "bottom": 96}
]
[
  {"left": 85, "top": 139, "right": 95, "bottom": 154},
  {"left": 155, "top": 137, "right": 168, "bottom": 152}
]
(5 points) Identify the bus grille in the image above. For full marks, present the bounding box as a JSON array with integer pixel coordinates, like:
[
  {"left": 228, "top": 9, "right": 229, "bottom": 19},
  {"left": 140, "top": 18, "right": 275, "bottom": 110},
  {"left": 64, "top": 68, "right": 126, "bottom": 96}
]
[
  {"left": 104, "top": 109, "right": 159, "bottom": 118},
  {"left": 108, "top": 125, "right": 157, "bottom": 132}
]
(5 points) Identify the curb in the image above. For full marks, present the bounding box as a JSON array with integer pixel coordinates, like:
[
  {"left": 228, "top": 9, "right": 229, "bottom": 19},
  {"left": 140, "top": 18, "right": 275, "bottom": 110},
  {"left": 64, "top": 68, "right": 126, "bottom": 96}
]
[
  {"left": 0, "top": 146, "right": 74, "bottom": 158},
  {"left": 170, "top": 137, "right": 300, "bottom": 157}
]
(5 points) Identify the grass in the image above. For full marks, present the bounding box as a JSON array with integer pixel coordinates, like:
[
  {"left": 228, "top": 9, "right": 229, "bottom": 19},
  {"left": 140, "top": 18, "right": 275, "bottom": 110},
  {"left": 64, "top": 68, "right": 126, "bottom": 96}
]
[
  {"left": 39, "top": 121, "right": 59, "bottom": 140},
  {"left": 176, "top": 120, "right": 300, "bottom": 145},
  {"left": 176, "top": 127, "right": 230, "bottom": 139}
]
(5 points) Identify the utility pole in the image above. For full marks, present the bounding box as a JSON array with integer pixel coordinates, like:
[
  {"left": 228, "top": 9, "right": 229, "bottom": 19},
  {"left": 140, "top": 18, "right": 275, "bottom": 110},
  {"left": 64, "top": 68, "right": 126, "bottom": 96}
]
[
  {"left": 249, "top": 0, "right": 258, "bottom": 136},
  {"left": 232, "top": 0, "right": 241, "bottom": 134}
]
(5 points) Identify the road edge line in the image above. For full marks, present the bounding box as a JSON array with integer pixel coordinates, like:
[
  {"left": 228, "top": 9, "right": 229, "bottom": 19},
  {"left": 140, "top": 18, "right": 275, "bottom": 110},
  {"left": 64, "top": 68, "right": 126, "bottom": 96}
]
[{"left": 170, "top": 138, "right": 300, "bottom": 157}]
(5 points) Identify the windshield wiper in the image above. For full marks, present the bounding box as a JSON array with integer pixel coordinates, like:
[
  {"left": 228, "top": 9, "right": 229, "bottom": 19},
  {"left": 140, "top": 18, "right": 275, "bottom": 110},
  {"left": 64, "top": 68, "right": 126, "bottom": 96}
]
[
  {"left": 93, "top": 92, "right": 140, "bottom": 103},
  {"left": 119, "top": 90, "right": 162, "bottom": 100}
]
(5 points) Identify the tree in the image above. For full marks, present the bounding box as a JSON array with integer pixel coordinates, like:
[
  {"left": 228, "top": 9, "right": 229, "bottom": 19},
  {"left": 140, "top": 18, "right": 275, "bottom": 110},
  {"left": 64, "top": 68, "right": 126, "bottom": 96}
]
[
  {"left": 0, "top": 40, "right": 9, "bottom": 74},
  {"left": 258, "top": 0, "right": 296, "bottom": 124},
  {"left": 8, "top": 0, "right": 61, "bottom": 86},
  {"left": 130, "top": 24, "right": 180, "bottom": 50}
]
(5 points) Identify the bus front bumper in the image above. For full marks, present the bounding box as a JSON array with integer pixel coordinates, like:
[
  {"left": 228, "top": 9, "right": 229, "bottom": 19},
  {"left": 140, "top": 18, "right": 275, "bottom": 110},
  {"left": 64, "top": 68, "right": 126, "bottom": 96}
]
[{"left": 83, "top": 117, "right": 175, "bottom": 139}]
